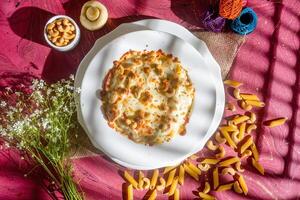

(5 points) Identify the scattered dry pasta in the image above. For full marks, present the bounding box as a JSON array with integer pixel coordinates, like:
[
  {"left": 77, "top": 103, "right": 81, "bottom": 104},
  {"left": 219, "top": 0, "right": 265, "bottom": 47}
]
[
  {"left": 124, "top": 171, "right": 138, "bottom": 189},
  {"left": 233, "top": 88, "right": 242, "bottom": 100},
  {"left": 251, "top": 158, "right": 265, "bottom": 175},
  {"left": 235, "top": 162, "right": 245, "bottom": 172},
  {"left": 187, "top": 162, "right": 201, "bottom": 176},
  {"left": 221, "top": 167, "right": 236, "bottom": 175},
  {"left": 264, "top": 117, "right": 288, "bottom": 127},
  {"left": 215, "top": 145, "right": 226, "bottom": 159},
  {"left": 220, "top": 129, "right": 237, "bottom": 149},
  {"left": 235, "top": 173, "right": 248, "bottom": 195},
  {"left": 199, "top": 192, "right": 215, "bottom": 200},
  {"left": 241, "top": 149, "right": 252, "bottom": 159},
  {"left": 206, "top": 140, "right": 219, "bottom": 151},
  {"left": 226, "top": 102, "right": 236, "bottom": 111},
  {"left": 233, "top": 181, "right": 243, "bottom": 194},
  {"left": 232, "top": 115, "right": 250, "bottom": 125},
  {"left": 166, "top": 168, "right": 177, "bottom": 187},
  {"left": 239, "top": 135, "right": 253, "bottom": 154},
  {"left": 178, "top": 165, "right": 185, "bottom": 185},
  {"left": 156, "top": 177, "right": 166, "bottom": 191},
  {"left": 198, "top": 163, "right": 211, "bottom": 171},
  {"left": 150, "top": 169, "right": 159, "bottom": 190},
  {"left": 241, "top": 100, "right": 252, "bottom": 111},
  {"left": 245, "top": 100, "right": 265, "bottom": 107},
  {"left": 213, "top": 167, "right": 219, "bottom": 190},
  {"left": 168, "top": 176, "right": 179, "bottom": 196},
  {"left": 201, "top": 158, "right": 219, "bottom": 165},
  {"left": 184, "top": 164, "right": 199, "bottom": 181},
  {"left": 174, "top": 188, "right": 180, "bottom": 200},
  {"left": 163, "top": 166, "right": 177, "bottom": 174},
  {"left": 148, "top": 189, "right": 157, "bottom": 200},
  {"left": 127, "top": 184, "right": 133, "bottom": 200},
  {"left": 238, "top": 122, "right": 246, "bottom": 140},
  {"left": 203, "top": 182, "right": 211, "bottom": 193},
  {"left": 246, "top": 124, "right": 257, "bottom": 134},
  {"left": 240, "top": 93, "right": 260, "bottom": 101},
  {"left": 250, "top": 143, "right": 259, "bottom": 161},
  {"left": 143, "top": 177, "right": 150, "bottom": 190},
  {"left": 224, "top": 80, "right": 243, "bottom": 88},
  {"left": 138, "top": 171, "right": 144, "bottom": 189},
  {"left": 219, "top": 157, "right": 240, "bottom": 167},
  {"left": 216, "top": 182, "right": 234, "bottom": 192},
  {"left": 215, "top": 131, "right": 226, "bottom": 144}
]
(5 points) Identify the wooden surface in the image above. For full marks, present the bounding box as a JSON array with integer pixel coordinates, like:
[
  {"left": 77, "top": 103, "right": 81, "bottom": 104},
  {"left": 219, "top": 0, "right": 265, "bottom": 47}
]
[{"left": 0, "top": 0, "right": 300, "bottom": 200}]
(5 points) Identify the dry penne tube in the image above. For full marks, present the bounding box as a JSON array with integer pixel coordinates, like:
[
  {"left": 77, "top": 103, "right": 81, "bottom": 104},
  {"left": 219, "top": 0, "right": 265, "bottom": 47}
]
[
  {"left": 143, "top": 177, "right": 150, "bottom": 190},
  {"left": 174, "top": 188, "right": 180, "bottom": 200},
  {"left": 216, "top": 182, "right": 234, "bottom": 192},
  {"left": 224, "top": 80, "right": 243, "bottom": 88},
  {"left": 241, "top": 100, "right": 252, "bottom": 111},
  {"left": 251, "top": 158, "right": 265, "bottom": 175},
  {"left": 233, "top": 181, "right": 243, "bottom": 194},
  {"left": 245, "top": 100, "right": 265, "bottom": 107},
  {"left": 226, "top": 102, "right": 236, "bottom": 111},
  {"left": 220, "top": 129, "right": 237, "bottom": 149},
  {"left": 203, "top": 181, "right": 211, "bottom": 193},
  {"left": 213, "top": 167, "right": 219, "bottom": 190},
  {"left": 124, "top": 171, "right": 138, "bottom": 189},
  {"left": 178, "top": 165, "right": 185, "bottom": 185},
  {"left": 156, "top": 177, "right": 166, "bottom": 191},
  {"left": 231, "top": 130, "right": 240, "bottom": 144},
  {"left": 183, "top": 164, "right": 199, "bottom": 181},
  {"left": 150, "top": 169, "right": 159, "bottom": 190},
  {"left": 219, "top": 125, "right": 238, "bottom": 132},
  {"left": 240, "top": 93, "right": 260, "bottom": 101},
  {"left": 233, "top": 88, "right": 242, "bottom": 100},
  {"left": 206, "top": 140, "right": 219, "bottom": 151},
  {"left": 138, "top": 171, "right": 144, "bottom": 189},
  {"left": 187, "top": 162, "right": 201, "bottom": 176},
  {"left": 232, "top": 115, "right": 250, "bottom": 125},
  {"left": 264, "top": 117, "right": 288, "bottom": 127},
  {"left": 215, "top": 131, "right": 226, "bottom": 144},
  {"left": 166, "top": 168, "right": 177, "bottom": 187},
  {"left": 201, "top": 158, "right": 220, "bottom": 165},
  {"left": 221, "top": 167, "right": 236, "bottom": 175},
  {"left": 163, "top": 166, "right": 177, "bottom": 174},
  {"left": 247, "top": 112, "right": 256, "bottom": 123},
  {"left": 148, "top": 189, "right": 157, "bottom": 200},
  {"left": 198, "top": 192, "right": 215, "bottom": 200},
  {"left": 215, "top": 145, "right": 226, "bottom": 159},
  {"left": 234, "top": 173, "right": 248, "bottom": 195},
  {"left": 246, "top": 124, "right": 257, "bottom": 134},
  {"left": 235, "top": 161, "right": 245, "bottom": 172},
  {"left": 168, "top": 176, "right": 179, "bottom": 196},
  {"left": 239, "top": 135, "right": 253, "bottom": 154},
  {"left": 198, "top": 163, "right": 210, "bottom": 171},
  {"left": 219, "top": 157, "right": 240, "bottom": 167},
  {"left": 238, "top": 122, "right": 246, "bottom": 141},
  {"left": 250, "top": 143, "right": 259, "bottom": 161},
  {"left": 127, "top": 184, "right": 133, "bottom": 200}
]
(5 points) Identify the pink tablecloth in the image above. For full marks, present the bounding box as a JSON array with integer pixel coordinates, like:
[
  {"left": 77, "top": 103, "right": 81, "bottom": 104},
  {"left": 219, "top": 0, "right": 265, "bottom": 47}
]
[{"left": 0, "top": 0, "right": 300, "bottom": 199}]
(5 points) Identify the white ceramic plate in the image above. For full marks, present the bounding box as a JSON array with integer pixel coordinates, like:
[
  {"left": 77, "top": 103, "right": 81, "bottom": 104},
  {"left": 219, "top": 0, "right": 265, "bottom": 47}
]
[{"left": 79, "top": 30, "right": 217, "bottom": 169}]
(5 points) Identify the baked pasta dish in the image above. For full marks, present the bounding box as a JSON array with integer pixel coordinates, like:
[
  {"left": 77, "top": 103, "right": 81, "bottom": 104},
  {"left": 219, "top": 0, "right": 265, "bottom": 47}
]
[{"left": 100, "top": 50, "right": 195, "bottom": 145}]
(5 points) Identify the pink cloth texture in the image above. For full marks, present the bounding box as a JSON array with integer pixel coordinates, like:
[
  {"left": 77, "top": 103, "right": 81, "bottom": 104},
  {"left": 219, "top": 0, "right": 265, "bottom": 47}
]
[{"left": 0, "top": 0, "right": 300, "bottom": 200}]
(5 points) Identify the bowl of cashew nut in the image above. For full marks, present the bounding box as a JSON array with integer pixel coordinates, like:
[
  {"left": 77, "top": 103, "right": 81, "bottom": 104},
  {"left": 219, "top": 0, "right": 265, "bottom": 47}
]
[{"left": 44, "top": 15, "right": 80, "bottom": 51}]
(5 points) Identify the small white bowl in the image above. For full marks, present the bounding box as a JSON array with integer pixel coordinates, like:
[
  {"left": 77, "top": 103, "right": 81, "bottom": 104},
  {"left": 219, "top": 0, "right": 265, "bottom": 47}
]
[{"left": 44, "top": 15, "right": 80, "bottom": 52}]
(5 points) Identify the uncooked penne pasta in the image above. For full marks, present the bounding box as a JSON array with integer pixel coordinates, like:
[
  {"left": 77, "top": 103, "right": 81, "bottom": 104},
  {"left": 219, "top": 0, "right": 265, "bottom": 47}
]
[
  {"left": 206, "top": 140, "right": 219, "bottom": 151},
  {"left": 233, "top": 88, "right": 242, "bottom": 100},
  {"left": 224, "top": 80, "right": 243, "bottom": 88},
  {"left": 220, "top": 129, "right": 237, "bottom": 149},
  {"left": 240, "top": 93, "right": 260, "bottom": 101},
  {"left": 251, "top": 158, "right": 265, "bottom": 175},
  {"left": 148, "top": 189, "right": 157, "bottom": 200},
  {"left": 219, "top": 125, "right": 238, "bottom": 132},
  {"left": 198, "top": 192, "right": 215, "bottom": 200},
  {"left": 203, "top": 181, "right": 211, "bottom": 193},
  {"left": 264, "top": 117, "right": 288, "bottom": 128},
  {"left": 219, "top": 157, "right": 240, "bottom": 167},
  {"left": 221, "top": 167, "right": 236, "bottom": 175},
  {"left": 163, "top": 166, "right": 177, "bottom": 174},
  {"left": 235, "top": 174, "right": 248, "bottom": 195},
  {"left": 213, "top": 167, "right": 219, "bottom": 190},
  {"left": 143, "top": 177, "right": 150, "bottom": 190},
  {"left": 235, "top": 161, "right": 245, "bottom": 172},
  {"left": 246, "top": 124, "right": 257, "bottom": 134},
  {"left": 233, "top": 181, "right": 243, "bottom": 194},
  {"left": 156, "top": 177, "right": 166, "bottom": 191},
  {"left": 245, "top": 100, "right": 265, "bottom": 107},
  {"left": 166, "top": 168, "right": 177, "bottom": 187},
  {"left": 216, "top": 182, "right": 234, "bottom": 192},
  {"left": 183, "top": 164, "right": 199, "bottom": 181},
  {"left": 150, "top": 169, "right": 159, "bottom": 190},
  {"left": 238, "top": 122, "right": 246, "bottom": 141},
  {"left": 240, "top": 135, "right": 253, "bottom": 154},
  {"left": 127, "top": 184, "right": 133, "bottom": 200},
  {"left": 168, "top": 176, "right": 179, "bottom": 196},
  {"left": 241, "top": 149, "right": 252, "bottom": 159},
  {"left": 198, "top": 163, "right": 210, "bottom": 171},
  {"left": 250, "top": 143, "right": 259, "bottom": 161},
  {"left": 187, "top": 162, "right": 201, "bottom": 176},
  {"left": 174, "top": 188, "right": 180, "bottom": 200},
  {"left": 178, "top": 165, "right": 185, "bottom": 185},
  {"left": 124, "top": 171, "right": 138, "bottom": 189},
  {"left": 201, "top": 158, "right": 219, "bottom": 165},
  {"left": 215, "top": 146, "right": 226, "bottom": 159},
  {"left": 215, "top": 131, "right": 226, "bottom": 144},
  {"left": 232, "top": 115, "right": 250, "bottom": 125},
  {"left": 138, "top": 171, "right": 144, "bottom": 189}
]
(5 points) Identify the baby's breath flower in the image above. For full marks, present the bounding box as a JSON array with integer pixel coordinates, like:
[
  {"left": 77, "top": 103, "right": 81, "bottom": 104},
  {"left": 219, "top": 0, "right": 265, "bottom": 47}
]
[
  {"left": 75, "top": 87, "right": 81, "bottom": 94},
  {"left": 0, "top": 101, "right": 7, "bottom": 107}
]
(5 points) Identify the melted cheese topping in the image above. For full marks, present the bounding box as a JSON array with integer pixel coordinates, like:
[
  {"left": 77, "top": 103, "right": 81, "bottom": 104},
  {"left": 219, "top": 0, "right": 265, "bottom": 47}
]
[{"left": 101, "top": 50, "right": 195, "bottom": 145}]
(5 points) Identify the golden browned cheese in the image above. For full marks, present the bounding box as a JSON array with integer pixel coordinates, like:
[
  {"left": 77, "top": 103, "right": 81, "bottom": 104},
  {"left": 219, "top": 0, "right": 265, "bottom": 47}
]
[{"left": 101, "top": 50, "right": 195, "bottom": 145}]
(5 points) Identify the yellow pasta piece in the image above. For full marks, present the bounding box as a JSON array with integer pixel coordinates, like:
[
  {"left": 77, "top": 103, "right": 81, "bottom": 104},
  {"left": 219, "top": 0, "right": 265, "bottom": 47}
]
[
  {"left": 232, "top": 115, "right": 250, "bottom": 125},
  {"left": 143, "top": 177, "right": 150, "bottom": 190},
  {"left": 166, "top": 168, "right": 177, "bottom": 187},
  {"left": 233, "top": 181, "right": 243, "bottom": 194},
  {"left": 198, "top": 192, "right": 215, "bottom": 200},
  {"left": 198, "top": 163, "right": 210, "bottom": 171},
  {"left": 156, "top": 177, "right": 166, "bottom": 191},
  {"left": 148, "top": 189, "right": 157, "bottom": 200},
  {"left": 189, "top": 154, "right": 199, "bottom": 160},
  {"left": 241, "top": 149, "right": 252, "bottom": 159},
  {"left": 220, "top": 129, "right": 237, "bottom": 149},
  {"left": 219, "top": 125, "right": 238, "bottom": 132},
  {"left": 138, "top": 171, "right": 144, "bottom": 189},
  {"left": 233, "top": 88, "right": 242, "bottom": 100},
  {"left": 201, "top": 158, "right": 219, "bottom": 165},
  {"left": 206, "top": 140, "right": 219, "bottom": 151},
  {"left": 247, "top": 112, "right": 256, "bottom": 123},
  {"left": 240, "top": 93, "right": 260, "bottom": 101},
  {"left": 240, "top": 135, "right": 253, "bottom": 154},
  {"left": 203, "top": 181, "right": 211, "bottom": 194},
  {"left": 178, "top": 165, "right": 185, "bottom": 185},
  {"left": 224, "top": 80, "right": 243, "bottom": 88},
  {"left": 241, "top": 100, "right": 252, "bottom": 111},
  {"left": 213, "top": 167, "right": 219, "bottom": 190},
  {"left": 219, "top": 157, "right": 240, "bottom": 167},
  {"left": 124, "top": 171, "right": 138, "bottom": 189},
  {"left": 231, "top": 130, "right": 240, "bottom": 144},
  {"left": 251, "top": 158, "right": 265, "bottom": 175},
  {"left": 250, "top": 143, "right": 259, "bottom": 161},
  {"left": 163, "top": 166, "right": 177, "bottom": 174},
  {"left": 235, "top": 161, "right": 245, "bottom": 172},
  {"left": 187, "top": 162, "right": 201, "bottom": 176},
  {"left": 245, "top": 100, "right": 265, "bottom": 107},
  {"left": 225, "top": 102, "right": 236, "bottom": 111},
  {"left": 168, "top": 176, "right": 179, "bottom": 196},
  {"left": 238, "top": 122, "right": 246, "bottom": 141},
  {"left": 150, "top": 169, "right": 159, "bottom": 190},
  {"left": 216, "top": 182, "right": 234, "bottom": 192},
  {"left": 183, "top": 164, "right": 199, "bottom": 181},
  {"left": 215, "top": 145, "right": 226, "bottom": 159},
  {"left": 264, "top": 117, "right": 288, "bottom": 128},
  {"left": 246, "top": 124, "right": 257, "bottom": 134},
  {"left": 235, "top": 174, "right": 248, "bottom": 195},
  {"left": 127, "top": 184, "right": 133, "bottom": 200},
  {"left": 215, "top": 131, "right": 226, "bottom": 144},
  {"left": 221, "top": 167, "right": 236, "bottom": 175},
  {"left": 174, "top": 188, "right": 180, "bottom": 200}
]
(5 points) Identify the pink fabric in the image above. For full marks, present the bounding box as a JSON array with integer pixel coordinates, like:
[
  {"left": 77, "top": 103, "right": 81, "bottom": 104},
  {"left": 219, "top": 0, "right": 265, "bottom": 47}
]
[{"left": 0, "top": 0, "right": 300, "bottom": 199}]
